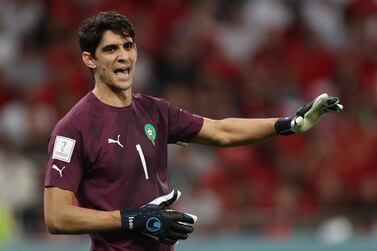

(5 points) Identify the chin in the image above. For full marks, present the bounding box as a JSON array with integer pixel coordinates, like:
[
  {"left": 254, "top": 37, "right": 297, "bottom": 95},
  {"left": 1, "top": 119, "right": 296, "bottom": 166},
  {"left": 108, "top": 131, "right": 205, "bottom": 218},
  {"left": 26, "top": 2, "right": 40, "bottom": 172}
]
[{"left": 111, "top": 81, "right": 132, "bottom": 92}]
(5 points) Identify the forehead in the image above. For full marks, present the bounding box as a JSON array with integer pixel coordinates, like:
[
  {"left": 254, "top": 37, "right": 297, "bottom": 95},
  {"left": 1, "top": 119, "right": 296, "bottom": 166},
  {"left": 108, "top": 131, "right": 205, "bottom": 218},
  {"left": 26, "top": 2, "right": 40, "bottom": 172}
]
[{"left": 98, "top": 30, "right": 133, "bottom": 47}]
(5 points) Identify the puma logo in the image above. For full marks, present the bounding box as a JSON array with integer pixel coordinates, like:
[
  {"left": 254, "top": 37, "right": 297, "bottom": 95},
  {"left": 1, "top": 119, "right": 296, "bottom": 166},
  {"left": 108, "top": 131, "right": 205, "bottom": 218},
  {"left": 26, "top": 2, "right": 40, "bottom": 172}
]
[
  {"left": 108, "top": 134, "right": 124, "bottom": 148},
  {"left": 52, "top": 164, "right": 66, "bottom": 177}
]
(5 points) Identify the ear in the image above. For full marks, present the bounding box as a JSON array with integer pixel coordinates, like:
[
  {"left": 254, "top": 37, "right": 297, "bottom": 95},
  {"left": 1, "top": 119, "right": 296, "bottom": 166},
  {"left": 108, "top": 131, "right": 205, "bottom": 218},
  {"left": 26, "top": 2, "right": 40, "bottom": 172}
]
[{"left": 82, "top": 52, "right": 96, "bottom": 70}]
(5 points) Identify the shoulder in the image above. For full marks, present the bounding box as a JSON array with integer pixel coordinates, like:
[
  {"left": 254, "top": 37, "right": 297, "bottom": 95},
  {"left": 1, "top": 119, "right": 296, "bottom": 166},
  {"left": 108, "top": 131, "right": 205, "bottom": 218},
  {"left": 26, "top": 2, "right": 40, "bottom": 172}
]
[
  {"left": 132, "top": 93, "right": 170, "bottom": 110},
  {"left": 132, "top": 93, "right": 167, "bottom": 104},
  {"left": 53, "top": 94, "right": 94, "bottom": 136}
]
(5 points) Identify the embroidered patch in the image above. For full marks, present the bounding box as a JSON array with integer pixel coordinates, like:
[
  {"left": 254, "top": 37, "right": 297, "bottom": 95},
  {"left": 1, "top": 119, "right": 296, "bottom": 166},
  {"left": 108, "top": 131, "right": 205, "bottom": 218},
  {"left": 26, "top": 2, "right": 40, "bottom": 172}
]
[
  {"left": 52, "top": 136, "right": 76, "bottom": 163},
  {"left": 144, "top": 123, "right": 156, "bottom": 146}
]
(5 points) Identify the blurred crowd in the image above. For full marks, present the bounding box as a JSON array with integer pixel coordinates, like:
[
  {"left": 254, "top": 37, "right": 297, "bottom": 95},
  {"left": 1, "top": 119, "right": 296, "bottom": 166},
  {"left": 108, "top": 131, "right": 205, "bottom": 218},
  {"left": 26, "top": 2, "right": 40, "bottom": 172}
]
[{"left": 0, "top": 0, "right": 377, "bottom": 244}]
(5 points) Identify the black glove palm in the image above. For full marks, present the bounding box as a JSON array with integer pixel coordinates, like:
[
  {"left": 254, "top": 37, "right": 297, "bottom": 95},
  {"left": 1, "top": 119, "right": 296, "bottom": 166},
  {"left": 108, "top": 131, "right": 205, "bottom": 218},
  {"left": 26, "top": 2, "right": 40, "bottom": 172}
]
[{"left": 120, "top": 189, "right": 197, "bottom": 245}]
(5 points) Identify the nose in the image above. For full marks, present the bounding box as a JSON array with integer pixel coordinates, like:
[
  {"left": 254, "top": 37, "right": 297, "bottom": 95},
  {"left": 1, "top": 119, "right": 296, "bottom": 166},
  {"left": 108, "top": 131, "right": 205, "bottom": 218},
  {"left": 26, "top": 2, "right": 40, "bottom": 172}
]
[{"left": 117, "top": 48, "right": 131, "bottom": 62}]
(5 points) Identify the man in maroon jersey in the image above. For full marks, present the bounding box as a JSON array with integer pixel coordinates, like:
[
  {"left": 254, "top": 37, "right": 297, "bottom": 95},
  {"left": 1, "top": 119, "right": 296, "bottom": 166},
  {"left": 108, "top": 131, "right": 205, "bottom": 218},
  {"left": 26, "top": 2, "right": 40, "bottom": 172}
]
[{"left": 44, "top": 11, "right": 343, "bottom": 251}]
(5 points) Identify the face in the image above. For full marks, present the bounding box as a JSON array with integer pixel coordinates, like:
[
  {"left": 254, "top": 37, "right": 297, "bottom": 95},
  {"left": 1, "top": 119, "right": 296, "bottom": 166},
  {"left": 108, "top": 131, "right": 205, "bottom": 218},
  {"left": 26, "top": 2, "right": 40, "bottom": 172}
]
[{"left": 90, "top": 30, "right": 137, "bottom": 92}]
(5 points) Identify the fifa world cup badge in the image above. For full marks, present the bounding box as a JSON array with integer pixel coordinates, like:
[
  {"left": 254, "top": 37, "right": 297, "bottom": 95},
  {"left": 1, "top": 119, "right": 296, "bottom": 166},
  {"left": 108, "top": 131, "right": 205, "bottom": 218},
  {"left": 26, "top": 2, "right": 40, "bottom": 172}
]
[{"left": 144, "top": 124, "right": 156, "bottom": 146}]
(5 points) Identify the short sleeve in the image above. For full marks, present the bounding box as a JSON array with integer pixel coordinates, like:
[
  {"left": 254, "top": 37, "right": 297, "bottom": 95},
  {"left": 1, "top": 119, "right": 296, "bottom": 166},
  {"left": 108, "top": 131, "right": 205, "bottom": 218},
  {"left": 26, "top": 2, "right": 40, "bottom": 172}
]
[
  {"left": 44, "top": 122, "right": 83, "bottom": 194},
  {"left": 156, "top": 98, "right": 203, "bottom": 144}
]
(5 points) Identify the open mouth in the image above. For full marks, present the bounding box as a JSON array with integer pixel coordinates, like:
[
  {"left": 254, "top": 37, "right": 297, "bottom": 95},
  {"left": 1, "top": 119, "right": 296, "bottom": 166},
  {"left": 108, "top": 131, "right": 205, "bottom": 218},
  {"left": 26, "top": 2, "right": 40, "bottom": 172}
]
[{"left": 113, "top": 67, "right": 131, "bottom": 77}]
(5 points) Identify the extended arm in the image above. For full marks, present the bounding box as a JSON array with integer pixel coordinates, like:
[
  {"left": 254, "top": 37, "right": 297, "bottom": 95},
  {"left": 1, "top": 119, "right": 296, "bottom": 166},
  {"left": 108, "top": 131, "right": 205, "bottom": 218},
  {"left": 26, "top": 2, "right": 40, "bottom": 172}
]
[
  {"left": 191, "top": 117, "right": 278, "bottom": 147},
  {"left": 44, "top": 187, "right": 120, "bottom": 234},
  {"left": 192, "top": 93, "right": 343, "bottom": 147}
]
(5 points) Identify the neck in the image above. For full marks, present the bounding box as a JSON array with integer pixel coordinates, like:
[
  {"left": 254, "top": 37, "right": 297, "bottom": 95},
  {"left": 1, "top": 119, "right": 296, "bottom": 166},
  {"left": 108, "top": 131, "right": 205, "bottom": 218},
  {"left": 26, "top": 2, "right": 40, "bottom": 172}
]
[{"left": 92, "top": 83, "right": 132, "bottom": 108}]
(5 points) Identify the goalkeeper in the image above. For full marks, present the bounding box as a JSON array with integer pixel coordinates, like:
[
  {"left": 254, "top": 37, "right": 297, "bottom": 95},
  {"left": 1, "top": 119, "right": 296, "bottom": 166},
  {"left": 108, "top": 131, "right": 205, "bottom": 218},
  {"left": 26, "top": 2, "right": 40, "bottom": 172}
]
[{"left": 44, "top": 11, "right": 343, "bottom": 251}]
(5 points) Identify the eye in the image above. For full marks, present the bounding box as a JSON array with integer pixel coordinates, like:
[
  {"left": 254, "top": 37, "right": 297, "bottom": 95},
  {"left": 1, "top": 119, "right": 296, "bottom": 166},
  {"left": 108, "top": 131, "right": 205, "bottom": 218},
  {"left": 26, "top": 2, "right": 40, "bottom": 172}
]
[
  {"left": 124, "top": 42, "right": 135, "bottom": 50},
  {"left": 103, "top": 45, "right": 117, "bottom": 53}
]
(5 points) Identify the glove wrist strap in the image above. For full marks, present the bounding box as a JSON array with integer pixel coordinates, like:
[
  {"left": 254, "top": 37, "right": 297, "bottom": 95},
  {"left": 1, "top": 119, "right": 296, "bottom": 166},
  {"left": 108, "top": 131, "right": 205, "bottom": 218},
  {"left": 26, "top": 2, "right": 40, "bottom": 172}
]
[
  {"left": 275, "top": 117, "right": 295, "bottom": 135},
  {"left": 120, "top": 209, "right": 143, "bottom": 232}
]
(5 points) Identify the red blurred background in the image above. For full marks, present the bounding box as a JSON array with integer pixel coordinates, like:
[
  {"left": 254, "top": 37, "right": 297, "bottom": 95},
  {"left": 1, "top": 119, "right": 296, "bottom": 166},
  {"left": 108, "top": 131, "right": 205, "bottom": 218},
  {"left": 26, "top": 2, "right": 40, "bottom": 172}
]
[{"left": 0, "top": 0, "right": 376, "bottom": 243}]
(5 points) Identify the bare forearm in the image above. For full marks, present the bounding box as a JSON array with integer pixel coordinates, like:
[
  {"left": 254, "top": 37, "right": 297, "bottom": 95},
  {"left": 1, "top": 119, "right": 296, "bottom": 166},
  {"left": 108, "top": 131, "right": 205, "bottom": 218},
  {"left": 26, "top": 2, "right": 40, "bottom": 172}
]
[
  {"left": 225, "top": 117, "right": 278, "bottom": 145},
  {"left": 44, "top": 187, "right": 121, "bottom": 234},
  {"left": 193, "top": 117, "right": 279, "bottom": 147},
  {"left": 47, "top": 205, "right": 121, "bottom": 234},
  {"left": 217, "top": 118, "right": 278, "bottom": 146}
]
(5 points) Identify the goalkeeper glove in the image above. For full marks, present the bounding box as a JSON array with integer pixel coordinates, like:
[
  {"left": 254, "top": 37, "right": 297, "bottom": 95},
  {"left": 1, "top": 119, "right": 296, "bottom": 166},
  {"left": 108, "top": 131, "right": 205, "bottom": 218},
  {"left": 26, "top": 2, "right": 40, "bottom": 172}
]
[
  {"left": 120, "top": 189, "right": 197, "bottom": 245},
  {"left": 275, "top": 93, "right": 343, "bottom": 135}
]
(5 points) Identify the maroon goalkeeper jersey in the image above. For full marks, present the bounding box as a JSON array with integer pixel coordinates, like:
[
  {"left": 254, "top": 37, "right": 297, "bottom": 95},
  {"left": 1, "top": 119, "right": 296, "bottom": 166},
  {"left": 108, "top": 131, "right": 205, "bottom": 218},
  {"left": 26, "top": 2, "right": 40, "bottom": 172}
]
[{"left": 44, "top": 92, "right": 203, "bottom": 251}]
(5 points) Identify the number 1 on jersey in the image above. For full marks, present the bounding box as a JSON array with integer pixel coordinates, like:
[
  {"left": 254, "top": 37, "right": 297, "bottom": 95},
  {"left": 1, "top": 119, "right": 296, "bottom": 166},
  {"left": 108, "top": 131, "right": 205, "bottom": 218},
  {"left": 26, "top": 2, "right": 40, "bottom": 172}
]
[{"left": 136, "top": 144, "right": 149, "bottom": 180}]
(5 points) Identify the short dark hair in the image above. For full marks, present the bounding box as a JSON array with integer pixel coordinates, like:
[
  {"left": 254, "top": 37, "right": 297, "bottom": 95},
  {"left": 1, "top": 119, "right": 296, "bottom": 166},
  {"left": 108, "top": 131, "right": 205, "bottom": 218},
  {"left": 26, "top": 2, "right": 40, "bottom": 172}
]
[{"left": 78, "top": 11, "right": 135, "bottom": 57}]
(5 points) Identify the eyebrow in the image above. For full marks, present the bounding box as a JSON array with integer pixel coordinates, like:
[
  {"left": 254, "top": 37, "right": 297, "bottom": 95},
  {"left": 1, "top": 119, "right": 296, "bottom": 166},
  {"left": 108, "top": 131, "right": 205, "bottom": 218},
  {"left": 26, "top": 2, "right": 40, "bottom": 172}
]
[{"left": 101, "top": 40, "right": 134, "bottom": 50}]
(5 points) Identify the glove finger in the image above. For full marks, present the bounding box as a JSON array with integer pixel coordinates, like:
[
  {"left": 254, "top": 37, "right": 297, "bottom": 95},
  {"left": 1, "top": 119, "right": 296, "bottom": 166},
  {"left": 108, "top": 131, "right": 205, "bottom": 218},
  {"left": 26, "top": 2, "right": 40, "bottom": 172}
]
[
  {"left": 167, "top": 231, "right": 189, "bottom": 241},
  {"left": 296, "top": 93, "right": 327, "bottom": 117},
  {"left": 165, "top": 210, "right": 196, "bottom": 224},
  {"left": 324, "top": 96, "right": 342, "bottom": 111},
  {"left": 323, "top": 103, "right": 343, "bottom": 112},
  {"left": 326, "top": 96, "right": 339, "bottom": 106},
  {"left": 147, "top": 189, "right": 181, "bottom": 209},
  {"left": 171, "top": 222, "right": 194, "bottom": 234},
  {"left": 305, "top": 93, "right": 328, "bottom": 117},
  {"left": 160, "top": 189, "right": 181, "bottom": 209},
  {"left": 183, "top": 213, "right": 198, "bottom": 223}
]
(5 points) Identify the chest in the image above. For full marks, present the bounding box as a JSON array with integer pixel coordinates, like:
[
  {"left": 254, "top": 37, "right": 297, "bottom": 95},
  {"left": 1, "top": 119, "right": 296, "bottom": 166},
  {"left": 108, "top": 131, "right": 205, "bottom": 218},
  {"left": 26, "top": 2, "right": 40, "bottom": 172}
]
[{"left": 84, "top": 112, "right": 168, "bottom": 183}]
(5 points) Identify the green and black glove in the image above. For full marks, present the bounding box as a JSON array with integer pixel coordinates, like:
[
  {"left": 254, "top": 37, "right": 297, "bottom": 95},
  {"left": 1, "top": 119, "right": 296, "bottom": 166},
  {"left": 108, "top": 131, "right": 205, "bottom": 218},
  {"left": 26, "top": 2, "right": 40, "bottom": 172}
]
[
  {"left": 275, "top": 93, "right": 343, "bottom": 135},
  {"left": 120, "top": 189, "right": 197, "bottom": 245}
]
